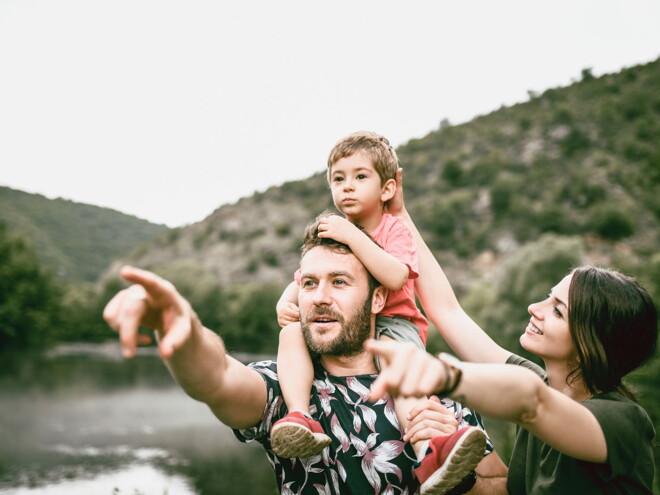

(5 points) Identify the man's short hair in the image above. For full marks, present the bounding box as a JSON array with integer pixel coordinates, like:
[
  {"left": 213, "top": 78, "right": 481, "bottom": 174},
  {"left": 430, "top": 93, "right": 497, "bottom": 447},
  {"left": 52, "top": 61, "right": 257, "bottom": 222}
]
[
  {"left": 300, "top": 211, "right": 381, "bottom": 294},
  {"left": 326, "top": 131, "right": 399, "bottom": 186}
]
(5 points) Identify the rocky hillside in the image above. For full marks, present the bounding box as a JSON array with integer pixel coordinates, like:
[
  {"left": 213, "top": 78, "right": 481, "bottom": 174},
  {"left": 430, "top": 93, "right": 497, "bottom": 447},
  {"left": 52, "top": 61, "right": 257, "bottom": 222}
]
[{"left": 106, "top": 59, "right": 660, "bottom": 304}]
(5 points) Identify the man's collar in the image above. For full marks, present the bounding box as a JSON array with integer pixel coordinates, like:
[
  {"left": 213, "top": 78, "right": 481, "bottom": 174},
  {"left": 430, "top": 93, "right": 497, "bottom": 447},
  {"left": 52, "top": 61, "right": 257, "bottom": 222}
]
[{"left": 317, "top": 352, "right": 378, "bottom": 377}]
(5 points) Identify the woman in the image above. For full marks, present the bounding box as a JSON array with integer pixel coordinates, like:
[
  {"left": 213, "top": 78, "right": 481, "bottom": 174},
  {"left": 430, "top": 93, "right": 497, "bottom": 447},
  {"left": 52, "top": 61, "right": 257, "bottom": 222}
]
[{"left": 367, "top": 170, "right": 658, "bottom": 493}]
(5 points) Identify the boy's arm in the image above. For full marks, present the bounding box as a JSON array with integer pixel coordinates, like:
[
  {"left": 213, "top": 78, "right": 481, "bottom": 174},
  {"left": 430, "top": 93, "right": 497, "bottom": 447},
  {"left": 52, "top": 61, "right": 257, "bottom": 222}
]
[
  {"left": 317, "top": 214, "right": 409, "bottom": 291},
  {"left": 103, "top": 266, "right": 268, "bottom": 429},
  {"left": 388, "top": 170, "right": 509, "bottom": 363},
  {"left": 276, "top": 280, "right": 300, "bottom": 327}
]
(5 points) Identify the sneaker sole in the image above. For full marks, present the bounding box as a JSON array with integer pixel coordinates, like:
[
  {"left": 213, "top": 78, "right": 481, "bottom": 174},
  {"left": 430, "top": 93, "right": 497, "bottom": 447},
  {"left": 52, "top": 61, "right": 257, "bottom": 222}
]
[
  {"left": 420, "top": 428, "right": 487, "bottom": 495},
  {"left": 270, "top": 422, "right": 332, "bottom": 458}
]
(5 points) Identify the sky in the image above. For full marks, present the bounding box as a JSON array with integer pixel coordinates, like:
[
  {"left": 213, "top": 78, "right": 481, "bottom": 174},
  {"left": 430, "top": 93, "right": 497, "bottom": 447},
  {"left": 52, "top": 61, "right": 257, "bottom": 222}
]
[{"left": 1, "top": 1, "right": 659, "bottom": 227}]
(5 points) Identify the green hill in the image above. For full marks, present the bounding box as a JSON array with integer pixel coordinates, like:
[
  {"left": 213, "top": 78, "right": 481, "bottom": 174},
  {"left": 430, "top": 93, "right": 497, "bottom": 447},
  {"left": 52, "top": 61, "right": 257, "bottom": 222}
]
[
  {"left": 0, "top": 187, "right": 169, "bottom": 282},
  {"left": 397, "top": 62, "right": 659, "bottom": 263},
  {"left": 116, "top": 59, "right": 659, "bottom": 304}
]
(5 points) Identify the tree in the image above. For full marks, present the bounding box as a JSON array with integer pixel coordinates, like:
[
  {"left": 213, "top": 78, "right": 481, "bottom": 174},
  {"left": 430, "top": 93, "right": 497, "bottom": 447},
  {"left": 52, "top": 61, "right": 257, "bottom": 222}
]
[{"left": 0, "top": 222, "right": 63, "bottom": 351}]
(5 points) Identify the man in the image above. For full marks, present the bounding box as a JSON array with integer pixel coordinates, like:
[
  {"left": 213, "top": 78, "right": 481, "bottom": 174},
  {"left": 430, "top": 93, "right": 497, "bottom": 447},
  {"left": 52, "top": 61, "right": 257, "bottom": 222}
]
[{"left": 103, "top": 219, "right": 507, "bottom": 494}]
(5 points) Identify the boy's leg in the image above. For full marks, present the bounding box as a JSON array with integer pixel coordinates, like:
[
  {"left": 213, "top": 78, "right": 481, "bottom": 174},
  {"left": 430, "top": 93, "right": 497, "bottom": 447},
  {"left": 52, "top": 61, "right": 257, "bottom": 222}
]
[
  {"left": 377, "top": 328, "right": 486, "bottom": 495},
  {"left": 277, "top": 322, "right": 314, "bottom": 413},
  {"left": 379, "top": 339, "right": 429, "bottom": 456},
  {"left": 270, "top": 322, "right": 331, "bottom": 458}
]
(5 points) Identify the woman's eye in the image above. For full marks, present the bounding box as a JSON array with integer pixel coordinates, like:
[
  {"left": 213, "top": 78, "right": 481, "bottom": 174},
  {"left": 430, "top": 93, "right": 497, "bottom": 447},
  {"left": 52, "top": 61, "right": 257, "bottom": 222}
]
[{"left": 553, "top": 306, "right": 563, "bottom": 318}]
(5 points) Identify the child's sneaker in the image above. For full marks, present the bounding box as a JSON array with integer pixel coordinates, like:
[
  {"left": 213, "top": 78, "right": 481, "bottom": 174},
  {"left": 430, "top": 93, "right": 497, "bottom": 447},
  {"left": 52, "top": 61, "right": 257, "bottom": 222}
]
[
  {"left": 415, "top": 426, "right": 486, "bottom": 495},
  {"left": 270, "top": 411, "right": 332, "bottom": 458}
]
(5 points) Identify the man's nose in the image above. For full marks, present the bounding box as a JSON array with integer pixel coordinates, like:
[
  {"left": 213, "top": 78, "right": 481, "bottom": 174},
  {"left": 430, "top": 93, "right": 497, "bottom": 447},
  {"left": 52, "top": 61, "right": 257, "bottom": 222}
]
[{"left": 312, "top": 282, "right": 332, "bottom": 306}]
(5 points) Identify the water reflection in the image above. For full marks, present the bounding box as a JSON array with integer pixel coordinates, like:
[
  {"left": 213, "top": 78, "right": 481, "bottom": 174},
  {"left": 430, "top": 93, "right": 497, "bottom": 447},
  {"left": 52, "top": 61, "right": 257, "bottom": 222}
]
[{"left": 0, "top": 344, "right": 277, "bottom": 494}]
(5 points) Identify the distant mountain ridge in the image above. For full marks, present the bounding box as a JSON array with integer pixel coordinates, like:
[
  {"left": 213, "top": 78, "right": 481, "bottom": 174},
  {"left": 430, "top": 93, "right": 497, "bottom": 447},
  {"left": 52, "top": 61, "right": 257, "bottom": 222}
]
[{"left": 0, "top": 186, "right": 169, "bottom": 282}]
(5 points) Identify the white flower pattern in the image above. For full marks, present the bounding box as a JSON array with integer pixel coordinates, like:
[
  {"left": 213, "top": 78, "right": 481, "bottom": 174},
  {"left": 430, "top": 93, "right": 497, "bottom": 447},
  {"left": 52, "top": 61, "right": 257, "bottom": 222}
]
[{"left": 233, "top": 360, "right": 493, "bottom": 494}]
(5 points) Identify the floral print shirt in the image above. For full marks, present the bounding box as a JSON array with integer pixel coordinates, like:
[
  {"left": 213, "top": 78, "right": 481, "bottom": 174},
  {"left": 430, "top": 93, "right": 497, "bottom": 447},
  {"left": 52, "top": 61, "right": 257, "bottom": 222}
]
[{"left": 233, "top": 360, "right": 493, "bottom": 495}]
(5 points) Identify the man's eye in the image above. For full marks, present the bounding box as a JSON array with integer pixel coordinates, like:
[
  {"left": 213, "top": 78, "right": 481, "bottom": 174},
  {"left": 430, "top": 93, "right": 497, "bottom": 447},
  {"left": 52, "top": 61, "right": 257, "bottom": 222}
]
[
  {"left": 302, "top": 280, "right": 317, "bottom": 288},
  {"left": 333, "top": 279, "right": 346, "bottom": 286}
]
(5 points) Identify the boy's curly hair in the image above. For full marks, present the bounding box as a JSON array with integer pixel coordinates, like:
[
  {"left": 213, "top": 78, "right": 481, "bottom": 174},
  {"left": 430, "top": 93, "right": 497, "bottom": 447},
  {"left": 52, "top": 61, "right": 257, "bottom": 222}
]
[{"left": 327, "top": 131, "right": 399, "bottom": 185}]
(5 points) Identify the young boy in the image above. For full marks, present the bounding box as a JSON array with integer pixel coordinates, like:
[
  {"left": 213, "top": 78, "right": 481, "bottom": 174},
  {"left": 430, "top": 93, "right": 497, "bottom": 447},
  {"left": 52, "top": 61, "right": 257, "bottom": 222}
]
[{"left": 271, "top": 131, "right": 487, "bottom": 493}]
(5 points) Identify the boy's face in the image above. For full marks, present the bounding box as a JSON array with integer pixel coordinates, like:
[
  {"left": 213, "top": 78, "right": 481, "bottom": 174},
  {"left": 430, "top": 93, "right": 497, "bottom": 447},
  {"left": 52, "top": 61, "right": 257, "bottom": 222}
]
[{"left": 328, "top": 152, "right": 393, "bottom": 222}]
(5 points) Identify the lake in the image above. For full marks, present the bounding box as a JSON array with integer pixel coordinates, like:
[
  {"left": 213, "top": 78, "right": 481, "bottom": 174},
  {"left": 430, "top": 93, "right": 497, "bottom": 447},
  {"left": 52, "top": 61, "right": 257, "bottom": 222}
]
[{"left": 0, "top": 344, "right": 278, "bottom": 495}]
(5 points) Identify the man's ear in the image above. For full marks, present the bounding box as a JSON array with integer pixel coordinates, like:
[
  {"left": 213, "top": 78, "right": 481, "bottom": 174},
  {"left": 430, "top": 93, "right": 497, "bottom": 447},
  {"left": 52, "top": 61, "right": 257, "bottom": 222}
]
[
  {"left": 380, "top": 178, "right": 396, "bottom": 203},
  {"left": 371, "top": 285, "right": 388, "bottom": 314}
]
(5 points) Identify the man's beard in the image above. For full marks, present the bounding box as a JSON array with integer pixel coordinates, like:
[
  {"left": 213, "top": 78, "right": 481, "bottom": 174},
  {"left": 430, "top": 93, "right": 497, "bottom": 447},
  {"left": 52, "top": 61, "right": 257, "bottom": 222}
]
[{"left": 301, "top": 295, "right": 372, "bottom": 357}]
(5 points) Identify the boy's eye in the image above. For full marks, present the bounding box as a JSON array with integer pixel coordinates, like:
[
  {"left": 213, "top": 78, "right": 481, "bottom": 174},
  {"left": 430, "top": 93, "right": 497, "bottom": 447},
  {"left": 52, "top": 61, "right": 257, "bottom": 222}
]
[
  {"left": 333, "top": 176, "right": 344, "bottom": 182},
  {"left": 356, "top": 174, "right": 366, "bottom": 180}
]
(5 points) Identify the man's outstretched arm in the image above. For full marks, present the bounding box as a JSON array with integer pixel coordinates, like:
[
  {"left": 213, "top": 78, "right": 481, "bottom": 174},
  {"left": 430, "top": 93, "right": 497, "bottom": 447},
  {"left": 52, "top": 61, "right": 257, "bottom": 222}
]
[{"left": 103, "top": 266, "right": 267, "bottom": 429}]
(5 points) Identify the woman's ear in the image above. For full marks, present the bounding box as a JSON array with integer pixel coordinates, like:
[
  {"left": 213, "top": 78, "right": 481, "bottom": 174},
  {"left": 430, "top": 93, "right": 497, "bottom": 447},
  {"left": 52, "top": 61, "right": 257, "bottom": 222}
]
[{"left": 380, "top": 178, "right": 396, "bottom": 203}]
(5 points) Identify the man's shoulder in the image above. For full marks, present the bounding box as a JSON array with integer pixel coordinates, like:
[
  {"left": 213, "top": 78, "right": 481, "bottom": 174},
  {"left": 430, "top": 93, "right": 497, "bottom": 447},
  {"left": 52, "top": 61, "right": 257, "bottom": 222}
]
[{"left": 247, "top": 359, "right": 278, "bottom": 376}]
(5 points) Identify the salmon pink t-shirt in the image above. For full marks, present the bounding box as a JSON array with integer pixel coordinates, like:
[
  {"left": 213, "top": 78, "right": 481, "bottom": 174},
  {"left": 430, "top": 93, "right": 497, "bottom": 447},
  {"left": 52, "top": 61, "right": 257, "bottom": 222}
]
[
  {"left": 294, "top": 213, "right": 428, "bottom": 344},
  {"left": 370, "top": 213, "right": 428, "bottom": 344}
]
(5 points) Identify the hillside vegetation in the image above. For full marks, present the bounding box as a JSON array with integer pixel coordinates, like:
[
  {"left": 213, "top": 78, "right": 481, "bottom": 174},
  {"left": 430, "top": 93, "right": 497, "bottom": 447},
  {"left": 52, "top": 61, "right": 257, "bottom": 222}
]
[
  {"left": 0, "top": 186, "right": 169, "bottom": 282},
  {"left": 113, "top": 60, "right": 659, "bottom": 336}
]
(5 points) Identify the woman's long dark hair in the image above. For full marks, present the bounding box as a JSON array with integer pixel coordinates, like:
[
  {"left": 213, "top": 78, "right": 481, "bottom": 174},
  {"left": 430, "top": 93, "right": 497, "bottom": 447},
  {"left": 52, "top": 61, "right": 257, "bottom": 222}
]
[{"left": 567, "top": 266, "right": 658, "bottom": 401}]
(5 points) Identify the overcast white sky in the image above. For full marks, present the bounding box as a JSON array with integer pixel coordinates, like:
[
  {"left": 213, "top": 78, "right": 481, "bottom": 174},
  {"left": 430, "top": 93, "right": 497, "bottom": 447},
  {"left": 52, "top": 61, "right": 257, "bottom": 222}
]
[{"left": 1, "top": 1, "right": 659, "bottom": 227}]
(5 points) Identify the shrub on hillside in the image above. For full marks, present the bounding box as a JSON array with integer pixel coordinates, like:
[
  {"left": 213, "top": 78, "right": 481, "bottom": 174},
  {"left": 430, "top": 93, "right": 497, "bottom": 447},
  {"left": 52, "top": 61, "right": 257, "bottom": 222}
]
[
  {"left": 560, "top": 127, "right": 590, "bottom": 157},
  {"left": 441, "top": 159, "right": 463, "bottom": 186},
  {"left": 591, "top": 207, "right": 635, "bottom": 240}
]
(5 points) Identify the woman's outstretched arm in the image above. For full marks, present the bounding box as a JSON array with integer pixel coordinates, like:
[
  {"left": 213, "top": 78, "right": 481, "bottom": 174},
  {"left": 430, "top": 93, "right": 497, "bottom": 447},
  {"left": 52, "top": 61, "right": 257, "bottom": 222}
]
[
  {"left": 367, "top": 340, "right": 608, "bottom": 463},
  {"left": 388, "top": 169, "right": 510, "bottom": 363}
]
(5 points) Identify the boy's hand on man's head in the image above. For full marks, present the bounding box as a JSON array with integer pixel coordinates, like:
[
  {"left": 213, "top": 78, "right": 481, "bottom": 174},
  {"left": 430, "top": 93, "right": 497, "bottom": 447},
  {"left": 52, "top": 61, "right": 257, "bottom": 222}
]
[
  {"left": 276, "top": 301, "right": 300, "bottom": 327},
  {"left": 317, "top": 215, "right": 360, "bottom": 246}
]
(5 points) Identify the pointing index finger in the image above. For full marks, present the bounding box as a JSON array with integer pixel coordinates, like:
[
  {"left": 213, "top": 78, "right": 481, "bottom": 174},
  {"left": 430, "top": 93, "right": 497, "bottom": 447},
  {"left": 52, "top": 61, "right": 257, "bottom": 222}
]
[{"left": 120, "top": 266, "right": 177, "bottom": 306}]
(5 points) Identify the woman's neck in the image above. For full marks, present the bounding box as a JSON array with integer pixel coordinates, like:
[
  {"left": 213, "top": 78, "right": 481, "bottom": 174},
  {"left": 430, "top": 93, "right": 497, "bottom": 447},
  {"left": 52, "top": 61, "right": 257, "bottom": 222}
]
[{"left": 544, "top": 360, "right": 592, "bottom": 402}]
